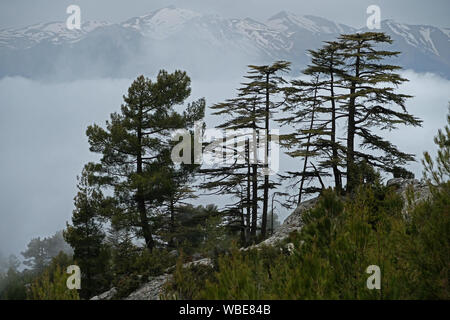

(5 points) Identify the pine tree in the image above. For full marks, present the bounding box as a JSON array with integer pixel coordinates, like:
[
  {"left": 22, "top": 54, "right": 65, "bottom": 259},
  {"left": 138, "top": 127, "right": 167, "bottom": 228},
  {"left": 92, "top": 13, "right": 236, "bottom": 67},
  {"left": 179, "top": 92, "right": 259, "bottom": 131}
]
[
  {"left": 301, "top": 42, "right": 346, "bottom": 194},
  {"left": 164, "top": 165, "right": 199, "bottom": 249},
  {"left": 337, "top": 32, "right": 422, "bottom": 192},
  {"left": 422, "top": 104, "right": 450, "bottom": 185},
  {"left": 162, "top": 204, "right": 223, "bottom": 254},
  {"left": 28, "top": 264, "right": 80, "bottom": 300},
  {"left": 64, "top": 166, "right": 110, "bottom": 299},
  {"left": 280, "top": 34, "right": 420, "bottom": 200},
  {"left": 21, "top": 231, "right": 72, "bottom": 274},
  {"left": 107, "top": 226, "right": 139, "bottom": 279},
  {"left": 204, "top": 95, "right": 263, "bottom": 244},
  {"left": 86, "top": 71, "right": 204, "bottom": 251},
  {"left": 203, "top": 62, "right": 290, "bottom": 242},
  {"left": 245, "top": 62, "right": 291, "bottom": 238},
  {"left": 163, "top": 100, "right": 205, "bottom": 248},
  {"left": 279, "top": 74, "right": 329, "bottom": 204}
]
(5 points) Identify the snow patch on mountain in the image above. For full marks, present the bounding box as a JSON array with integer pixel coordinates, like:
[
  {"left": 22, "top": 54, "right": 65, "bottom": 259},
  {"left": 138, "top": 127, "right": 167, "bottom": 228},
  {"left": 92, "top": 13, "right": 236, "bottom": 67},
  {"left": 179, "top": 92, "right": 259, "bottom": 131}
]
[
  {"left": 121, "top": 6, "right": 201, "bottom": 39},
  {"left": 385, "top": 20, "right": 420, "bottom": 46},
  {"left": 266, "top": 11, "right": 354, "bottom": 34},
  {"left": 419, "top": 27, "right": 440, "bottom": 56},
  {"left": 0, "top": 20, "right": 110, "bottom": 48},
  {"left": 440, "top": 27, "right": 450, "bottom": 38}
]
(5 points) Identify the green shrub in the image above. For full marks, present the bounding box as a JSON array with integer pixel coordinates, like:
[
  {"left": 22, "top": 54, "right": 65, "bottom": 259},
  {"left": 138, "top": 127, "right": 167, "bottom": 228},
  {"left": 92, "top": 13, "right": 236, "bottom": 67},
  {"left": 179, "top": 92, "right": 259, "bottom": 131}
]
[
  {"left": 164, "top": 255, "right": 216, "bottom": 299},
  {"left": 186, "top": 183, "right": 448, "bottom": 300},
  {"left": 28, "top": 264, "right": 79, "bottom": 300},
  {"left": 111, "top": 247, "right": 177, "bottom": 299}
]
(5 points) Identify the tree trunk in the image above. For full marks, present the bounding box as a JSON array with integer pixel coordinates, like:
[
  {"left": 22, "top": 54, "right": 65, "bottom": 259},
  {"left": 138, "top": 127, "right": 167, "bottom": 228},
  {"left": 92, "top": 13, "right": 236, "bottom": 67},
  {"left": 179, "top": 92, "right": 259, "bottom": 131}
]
[
  {"left": 298, "top": 80, "right": 318, "bottom": 205},
  {"left": 346, "top": 46, "right": 360, "bottom": 193},
  {"left": 239, "top": 205, "right": 246, "bottom": 245},
  {"left": 346, "top": 90, "right": 356, "bottom": 193},
  {"left": 261, "top": 73, "right": 270, "bottom": 239},
  {"left": 251, "top": 163, "right": 258, "bottom": 240},
  {"left": 168, "top": 198, "right": 175, "bottom": 248},
  {"left": 329, "top": 59, "right": 342, "bottom": 193},
  {"left": 84, "top": 201, "right": 91, "bottom": 299},
  {"left": 245, "top": 140, "right": 251, "bottom": 244},
  {"left": 136, "top": 108, "right": 154, "bottom": 251},
  {"left": 250, "top": 114, "right": 258, "bottom": 241}
]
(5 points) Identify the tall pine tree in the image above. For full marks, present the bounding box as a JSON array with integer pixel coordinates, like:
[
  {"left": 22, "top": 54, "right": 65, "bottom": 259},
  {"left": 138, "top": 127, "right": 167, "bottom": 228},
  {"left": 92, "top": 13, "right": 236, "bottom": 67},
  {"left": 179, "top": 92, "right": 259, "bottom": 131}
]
[
  {"left": 86, "top": 71, "right": 204, "bottom": 251},
  {"left": 337, "top": 32, "right": 421, "bottom": 192},
  {"left": 242, "top": 61, "right": 290, "bottom": 238},
  {"left": 205, "top": 61, "right": 290, "bottom": 241},
  {"left": 279, "top": 42, "right": 346, "bottom": 203}
]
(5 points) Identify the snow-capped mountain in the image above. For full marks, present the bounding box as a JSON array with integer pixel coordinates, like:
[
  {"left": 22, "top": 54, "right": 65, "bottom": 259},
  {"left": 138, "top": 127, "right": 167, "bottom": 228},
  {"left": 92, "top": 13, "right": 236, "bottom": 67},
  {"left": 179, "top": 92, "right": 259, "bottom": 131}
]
[
  {"left": 0, "top": 6, "right": 448, "bottom": 80},
  {"left": 266, "top": 11, "right": 355, "bottom": 35},
  {"left": 0, "top": 20, "right": 111, "bottom": 49},
  {"left": 120, "top": 5, "right": 201, "bottom": 39},
  {"left": 375, "top": 20, "right": 450, "bottom": 75}
]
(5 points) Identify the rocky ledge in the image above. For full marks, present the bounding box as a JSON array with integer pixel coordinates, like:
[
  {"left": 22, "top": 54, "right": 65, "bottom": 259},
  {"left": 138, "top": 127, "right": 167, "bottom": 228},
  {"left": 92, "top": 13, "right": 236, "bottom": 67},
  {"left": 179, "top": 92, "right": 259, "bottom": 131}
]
[
  {"left": 244, "top": 178, "right": 431, "bottom": 250},
  {"left": 90, "top": 258, "right": 213, "bottom": 300}
]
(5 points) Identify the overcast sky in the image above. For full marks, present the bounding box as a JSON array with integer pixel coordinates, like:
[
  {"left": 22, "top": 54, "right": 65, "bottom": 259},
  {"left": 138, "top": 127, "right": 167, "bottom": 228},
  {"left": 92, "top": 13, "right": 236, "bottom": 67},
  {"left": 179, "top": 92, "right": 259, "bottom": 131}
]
[{"left": 1, "top": 0, "right": 449, "bottom": 29}]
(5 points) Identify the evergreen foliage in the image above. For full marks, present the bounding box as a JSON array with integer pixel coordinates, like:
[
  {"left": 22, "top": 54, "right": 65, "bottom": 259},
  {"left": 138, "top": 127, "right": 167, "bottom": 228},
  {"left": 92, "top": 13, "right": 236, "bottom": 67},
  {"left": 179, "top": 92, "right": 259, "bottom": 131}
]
[
  {"left": 422, "top": 104, "right": 450, "bottom": 185},
  {"left": 279, "top": 42, "right": 346, "bottom": 202},
  {"left": 21, "top": 231, "right": 72, "bottom": 273},
  {"left": 205, "top": 61, "right": 290, "bottom": 243},
  {"left": 85, "top": 72, "right": 204, "bottom": 251},
  {"left": 280, "top": 32, "right": 421, "bottom": 202},
  {"left": 64, "top": 166, "right": 111, "bottom": 299},
  {"left": 337, "top": 32, "right": 422, "bottom": 192},
  {"left": 176, "top": 182, "right": 448, "bottom": 299},
  {"left": 28, "top": 263, "right": 80, "bottom": 300}
]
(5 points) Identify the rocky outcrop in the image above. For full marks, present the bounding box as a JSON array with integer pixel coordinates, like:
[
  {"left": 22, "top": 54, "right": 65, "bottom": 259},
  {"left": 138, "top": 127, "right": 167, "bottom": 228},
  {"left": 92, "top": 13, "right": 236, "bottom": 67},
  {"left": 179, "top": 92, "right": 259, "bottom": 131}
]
[
  {"left": 246, "top": 178, "right": 431, "bottom": 250},
  {"left": 386, "top": 178, "right": 432, "bottom": 215},
  {"left": 90, "top": 287, "right": 117, "bottom": 300},
  {"left": 179, "top": 257, "right": 212, "bottom": 269},
  {"left": 243, "top": 197, "right": 319, "bottom": 250},
  {"left": 91, "top": 258, "right": 213, "bottom": 300},
  {"left": 124, "top": 258, "right": 213, "bottom": 300},
  {"left": 125, "top": 274, "right": 172, "bottom": 300}
]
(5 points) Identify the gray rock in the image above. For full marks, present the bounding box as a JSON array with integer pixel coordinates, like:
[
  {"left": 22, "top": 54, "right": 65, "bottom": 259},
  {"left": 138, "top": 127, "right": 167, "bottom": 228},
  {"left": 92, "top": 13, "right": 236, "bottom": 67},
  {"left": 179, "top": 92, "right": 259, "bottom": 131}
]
[
  {"left": 386, "top": 177, "right": 412, "bottom": 188},
  {"left": 246, "top": 178, "right": 432, "bottom": 250},
  {"left": 168, "top": 249, "right": 179, "bottom": 258},
  {"left": 90, "top": 287, "right": 117, "bottom": 300},
  {"left": 125, "top": 274, "right": 172, "bottom": 300},
  {"left": 191, "top": 252, "right": 203, "bottom": 261},
  {"left": 243, "top": 197, "right": 318, "bottom": 250},
  {"left": 125, "top": 258, "right": 213, "bottom": 300},
  {"left": 164, "top": 257, "right": 213, "bottom": 273},
  {"left": 386, "top": 178, "right": 432, "bottom": 216},
  {"left": 182, "top": 257, "right": 213, "bottom": 269}
]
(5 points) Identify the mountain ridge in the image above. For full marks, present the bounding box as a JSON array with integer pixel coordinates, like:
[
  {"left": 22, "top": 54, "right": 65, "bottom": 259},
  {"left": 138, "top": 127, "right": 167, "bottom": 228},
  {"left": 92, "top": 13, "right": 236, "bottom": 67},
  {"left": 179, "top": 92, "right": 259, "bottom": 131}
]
[{"left": 0, "top": 6, "right": 448, "bottom": 79}]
